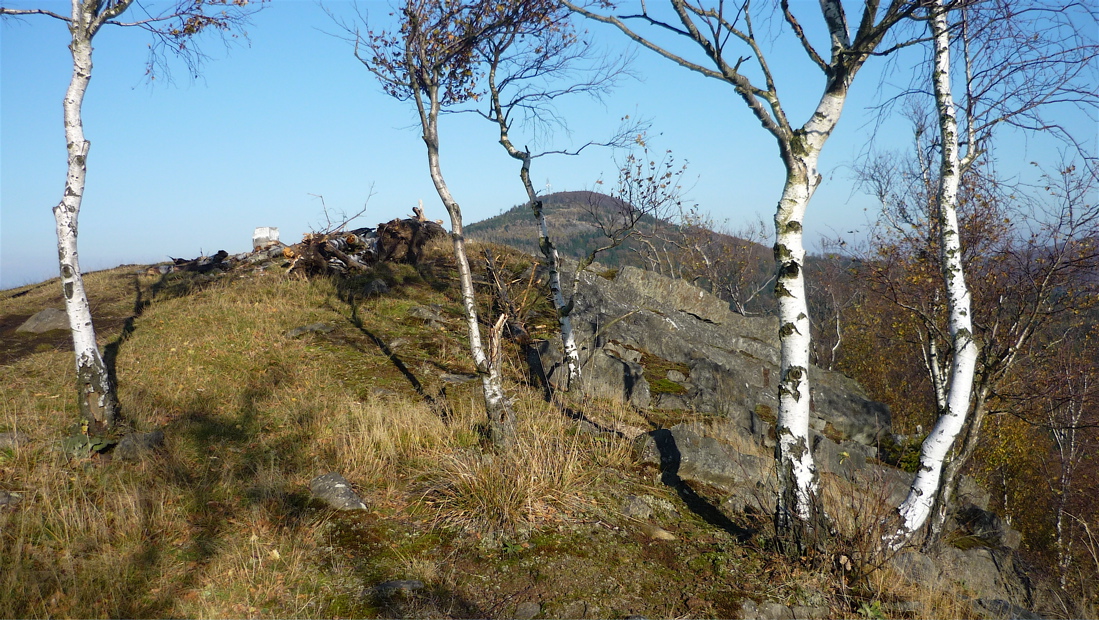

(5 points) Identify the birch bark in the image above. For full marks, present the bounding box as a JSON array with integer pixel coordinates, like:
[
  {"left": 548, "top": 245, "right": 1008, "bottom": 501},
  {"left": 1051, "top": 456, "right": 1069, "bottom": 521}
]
[
  {"left": 56, "top": 0, "right": 126, "bottom": 435},
  {"left": 564, "top": 0, "right": 914, "bottom": 543},
  {"left": 888, "top": 0, "right": 979, "bottom": 548},
  {"left": 409, "top": 47, "right": 517, "bottom": 448},
  {"left": 773, "top": 90, "right": 847, "bottom": 531},
  {"left": 489, "top": 113, "right": 583, "bottom": 394}
]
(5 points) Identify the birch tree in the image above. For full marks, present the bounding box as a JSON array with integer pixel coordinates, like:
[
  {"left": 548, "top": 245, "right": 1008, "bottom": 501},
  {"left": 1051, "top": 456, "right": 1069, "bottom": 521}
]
[
  {"left": 566, "top": 0, "right": 916, "bottom": 545},
  {"left": 474, "top": 0, "right": 635, "bottom": 397},
  {"left": 0, "top": 0, "right": 257, "bottom": 436},
  {"left": 882, "top": 0, "right": 1099, "bottom": 549},
  {"left": 355, "top": 0, "right": 522, "bottom": 447},
  {"left": 887, "top": 0, "right": 978, "bottom": 547}
]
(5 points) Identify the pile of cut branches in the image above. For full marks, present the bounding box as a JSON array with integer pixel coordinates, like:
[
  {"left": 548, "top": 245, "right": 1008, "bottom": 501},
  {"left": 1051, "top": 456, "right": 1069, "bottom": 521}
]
[{"left": 283, "top": 214, "right": 446, "bottom": 276}]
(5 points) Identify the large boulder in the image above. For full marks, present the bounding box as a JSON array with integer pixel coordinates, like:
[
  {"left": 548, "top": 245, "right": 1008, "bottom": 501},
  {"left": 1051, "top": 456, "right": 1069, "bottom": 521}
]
[
  {"left": 540, "top": 262, "right": 891, "bottom": 446},
  {"left": 16, "top": 308, "right": 69, "bottom": 334}
]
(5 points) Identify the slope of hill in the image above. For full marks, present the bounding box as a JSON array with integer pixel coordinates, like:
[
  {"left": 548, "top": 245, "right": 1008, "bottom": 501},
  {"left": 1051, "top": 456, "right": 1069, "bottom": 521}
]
[{"left": 0, "top": 242, "right": 1059, "bottom": 619}]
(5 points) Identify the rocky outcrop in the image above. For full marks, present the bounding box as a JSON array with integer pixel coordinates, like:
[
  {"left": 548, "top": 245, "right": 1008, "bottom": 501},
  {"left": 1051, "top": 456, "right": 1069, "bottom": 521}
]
[
  {"left": 538, "top": 262, "right": 890, "bottom": 446},
  {"left": 529, "top": 260, "right": 1039, "bottom": 619}
]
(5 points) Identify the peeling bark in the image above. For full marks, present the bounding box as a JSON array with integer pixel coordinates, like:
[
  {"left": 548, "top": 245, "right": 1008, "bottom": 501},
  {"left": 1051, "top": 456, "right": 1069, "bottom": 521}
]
[{"left": 773, "top": 150, "right": 823, "bottom": 539}]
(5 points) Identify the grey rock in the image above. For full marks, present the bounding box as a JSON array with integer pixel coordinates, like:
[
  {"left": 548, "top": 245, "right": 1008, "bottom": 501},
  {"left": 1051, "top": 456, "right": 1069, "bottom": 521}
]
[
  {"left": 789, "top": 605, "right": 830, "bottom": 619},
  {"left": 889, "top": 550, "right": 940, "bottom": 584},
  {"left": 976, "top": 598, "right": 1043, "bottom": 620},
  {"left": 0, "top": 431, "right": 31, "bottom": 451},
  {"left": 637, "top": 424, "right": 773, "bottom": 493},
  {"left": 562, "top": 601, "right": 591, "bottom": 618},
  {"left": 514, "top": 601, "right": 541, "bottom": 619},
  {"left": 16, "top": 308, "right": 69, "bottom": 334},
  {"left": 958, "top": 475, "right": 992, "bottom": 511},
  {"left": 621, "top": 494, "right": 653, "bottom": 519},
  {"left": 811, "top": 434, "right": 871, "bottom": 482},
  {"left": 740, "top": 600, "right": 828, "bottom": 620},
  {"left": 955, "top": 503, "right": 1022, "bottom": 550},
  {"left": 936, "top": 546, "right": 1031, "bottom": 604},
  {"left": 408, "top": 305, "right": 446, "bottom": 323},
  {"left": 853, "top": 463, "right": 915, "bottom": 509},
  {"left": 585, "top": 348, "right": 649, "bottom": 409},
  {"left": 0, "top": 490, "right": 24, "bottom": 511},
  {"left": 363, "top": 278, "right": 389, "bottom": 296},
  {"left": 440, "top": 373, "right": 478, "bottom": 384},
  {"left": 114, "top": 430, "right": 165, "bottom": 461},
  {"left": 285, "top": 323, "right": 334, "bottom": 338},
  {"left": 666, "top": 369, "right": 688, "bottom": 383},
  {"left": 537, "top": 260, "right": 891, "bottom": 446},
  {"left": 310, "top": 472, "right": 367, "bottom": 510}
]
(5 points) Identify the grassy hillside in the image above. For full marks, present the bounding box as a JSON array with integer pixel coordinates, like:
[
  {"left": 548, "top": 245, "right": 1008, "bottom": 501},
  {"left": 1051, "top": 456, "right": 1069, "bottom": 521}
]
[{"left": 0, "top": 244, "right": 997, "bottom": 619}]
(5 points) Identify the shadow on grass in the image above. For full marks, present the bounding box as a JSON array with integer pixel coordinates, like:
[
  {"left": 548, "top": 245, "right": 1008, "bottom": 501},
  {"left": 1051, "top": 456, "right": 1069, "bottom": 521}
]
[
  {"left": 340, "top": 287, "right": 453, "bottom": 419},
  {"left": 106, "top": 365, "right": 324, "bottom": 617}
]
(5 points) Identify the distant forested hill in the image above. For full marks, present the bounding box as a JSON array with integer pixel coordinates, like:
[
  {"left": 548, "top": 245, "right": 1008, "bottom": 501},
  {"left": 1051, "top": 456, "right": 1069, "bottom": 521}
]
[
  {"left": 467, "top": 190, "right": 777, "bottom": 316},
  {"left": 465, "top": 190, "right": 650, "bottom": 267}
]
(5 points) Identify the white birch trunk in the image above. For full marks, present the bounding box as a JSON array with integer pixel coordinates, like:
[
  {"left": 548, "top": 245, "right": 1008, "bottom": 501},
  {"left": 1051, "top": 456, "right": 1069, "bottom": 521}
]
[
  {"left": 487, "top": 71, "right": 583, "bottom": 395},
  {"left": 531, "top": 198, "right": 582, "bottom": 391},
  {"left": 772, "top": 87, "right": 847, "bottom": 534},
  {"left": 57, "top": 1, "right": 120, "bottom": 435},
  {"left": 889, "top": 1, "right": 979, "bottom": 548},
  {"left": 773, "top": 167, "right": 819, "bottom": 526},
  {"left": 416, "top": 79, "right": 515, "bottom": 447}
]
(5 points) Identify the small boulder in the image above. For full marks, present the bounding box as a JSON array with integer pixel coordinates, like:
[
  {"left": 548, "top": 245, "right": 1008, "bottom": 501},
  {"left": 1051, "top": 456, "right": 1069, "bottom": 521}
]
[
  {"left": 0, "top": 490, "right": 24, "bottom": 512},
  {"left": 310, "top": 472, "right": 367, "bottom": 510},
  {"left": 621, "top": 494, "right": 653, "bottom": 519},
  {"left": 363, "top": 279, "right": 389, "bottom": 296},
  {"left": 514, "top": 601, "right": 541, "bottom": 619},
  {"left": 408, "top": 305, "right": 446, "bottom": 324},
  {"left": 367, "top": 580, "right": 424, "bottom": 598},
  {"left": 440, "top": 373, "right": 478, "bottom": 384},
  {"left": 956, "top": 503, "right": 1022, "bottom": 550},
  {"left": 16, "top": 308, "right": 69, "bottom": 334}
]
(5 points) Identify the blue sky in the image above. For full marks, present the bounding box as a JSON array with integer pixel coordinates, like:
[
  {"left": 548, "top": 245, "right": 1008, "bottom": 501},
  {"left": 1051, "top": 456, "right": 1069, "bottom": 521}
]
[{"left": 2, "top": 0, "right": 1094, "bottom": 289}]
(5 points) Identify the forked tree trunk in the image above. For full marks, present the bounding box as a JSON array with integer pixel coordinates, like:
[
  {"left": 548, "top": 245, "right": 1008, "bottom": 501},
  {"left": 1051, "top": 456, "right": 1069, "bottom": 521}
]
[
  {"left": 58, "top": 2, "right": 120, "bottom": 435},
  {"left": 888, "top": 1, "right": 979, "bottom": 549}
]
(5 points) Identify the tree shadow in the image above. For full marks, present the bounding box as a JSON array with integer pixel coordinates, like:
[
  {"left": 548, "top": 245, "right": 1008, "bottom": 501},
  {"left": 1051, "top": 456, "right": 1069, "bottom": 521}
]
[
  {"left": 107, "top": 368, "right": 323, "bottom": 617},
  {"left": 650, "top": 428, "right": 754, "bottom": 542},
  {"left": 341, "top": 288, "right": 451, "bottom": 418}
]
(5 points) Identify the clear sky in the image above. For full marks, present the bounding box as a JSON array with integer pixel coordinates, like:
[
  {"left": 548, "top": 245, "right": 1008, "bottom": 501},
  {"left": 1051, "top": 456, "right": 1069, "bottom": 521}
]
[{"left": 2, "top": 0, "right": 1094, "bottom": 289}]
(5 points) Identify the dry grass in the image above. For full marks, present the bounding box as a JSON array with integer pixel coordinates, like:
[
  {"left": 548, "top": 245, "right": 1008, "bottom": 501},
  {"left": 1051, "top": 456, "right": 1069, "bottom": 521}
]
[
  {"left": 3, "top": 258, "right": 1066, "bottom": 619},
  {"left": 415, "top": 402, "right": 626, "bottom": 534},
  {"left": 0, "top": 264, "right": 640, "bottom": 618}
]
